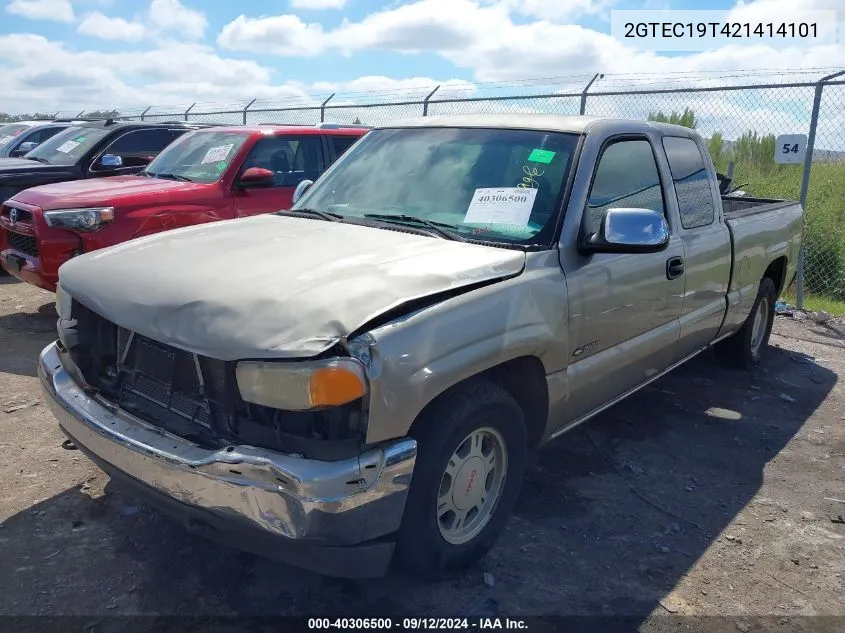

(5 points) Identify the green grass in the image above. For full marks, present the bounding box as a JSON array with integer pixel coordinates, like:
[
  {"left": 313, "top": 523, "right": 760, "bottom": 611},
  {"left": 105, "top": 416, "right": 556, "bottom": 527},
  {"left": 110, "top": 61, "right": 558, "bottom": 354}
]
[{"left": 781, "top": 289, "right": 845, "bottom": 316}]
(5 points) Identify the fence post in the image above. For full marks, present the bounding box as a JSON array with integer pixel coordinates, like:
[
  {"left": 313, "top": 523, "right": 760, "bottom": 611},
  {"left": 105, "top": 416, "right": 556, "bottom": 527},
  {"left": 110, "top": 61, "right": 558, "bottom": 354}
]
[
  {"left": 579, "top": 73, "right": 602, "bottom": 115},
  {"left": 242, "top": 99, "right": 256, "bottom": 125},
  {"left": 76, "top": 110, "right": 85, "bottom": 118},
  {"left": 422, "top": 86, "right": 440, "bottom": 116},
  {"left": 140, "top": 106, "right": 151, "bottom": 122},
  {"left": 796, "top": 69, "right": 845, "bottom": 310},
  {"left": 184, "top": 103, "right": 195, "bottom": 122},
  {"left": 320, "top": 93, "right": 335, "bottom": 123}
]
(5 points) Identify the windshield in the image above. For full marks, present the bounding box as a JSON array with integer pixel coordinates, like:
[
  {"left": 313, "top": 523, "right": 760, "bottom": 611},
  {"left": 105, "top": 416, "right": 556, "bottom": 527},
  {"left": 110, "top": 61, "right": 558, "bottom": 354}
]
[
  {"left": 144, "top": 130, "right": 250, "bottom": 183},
  {"left": 293, "top": 126, "right": 578, "bottom": 245},
  {"left": 0, "top": 124, "right": 32, "bottom": 150},
  {"left": 25, "top": 126, "right": 110, "bottom": 166}
]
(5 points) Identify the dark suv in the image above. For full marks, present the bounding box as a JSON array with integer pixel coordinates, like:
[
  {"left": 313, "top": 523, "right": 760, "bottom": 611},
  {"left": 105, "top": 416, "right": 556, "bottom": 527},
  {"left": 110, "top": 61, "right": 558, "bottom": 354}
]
[
  {"left": 0, "top": 120, "right": 84, "bottom": 159},
  {"left": 0, "top": 119, "right": 215, "bottom": 203}
]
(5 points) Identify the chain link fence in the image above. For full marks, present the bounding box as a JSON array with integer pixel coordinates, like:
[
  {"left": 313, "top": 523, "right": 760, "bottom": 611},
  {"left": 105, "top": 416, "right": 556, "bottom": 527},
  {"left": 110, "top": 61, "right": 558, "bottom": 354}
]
[{"left": 48, "top": 73, "right": 845, "bottom": 312}]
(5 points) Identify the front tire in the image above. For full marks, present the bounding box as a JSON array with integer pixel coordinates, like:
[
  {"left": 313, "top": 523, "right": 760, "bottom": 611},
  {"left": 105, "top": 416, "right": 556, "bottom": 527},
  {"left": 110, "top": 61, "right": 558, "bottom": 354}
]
[
  {"left": 715, "top": 277, "right": 776, "bottom": 370},
  {"left": 395, "top": 380, "right": 527, "bottom": 579}
]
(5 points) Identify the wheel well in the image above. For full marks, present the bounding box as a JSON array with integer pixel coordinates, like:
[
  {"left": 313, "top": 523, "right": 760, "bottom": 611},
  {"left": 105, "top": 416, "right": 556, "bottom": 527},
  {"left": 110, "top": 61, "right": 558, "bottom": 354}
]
[
  {"left": 764, "top": 257, "right": 788, "bottom": 295},
  {"left": 412, "top": 357, "right": 548, "bottom": 448},
  {"left": 479, "top": 357, "right": 549, "bottom": 448}
]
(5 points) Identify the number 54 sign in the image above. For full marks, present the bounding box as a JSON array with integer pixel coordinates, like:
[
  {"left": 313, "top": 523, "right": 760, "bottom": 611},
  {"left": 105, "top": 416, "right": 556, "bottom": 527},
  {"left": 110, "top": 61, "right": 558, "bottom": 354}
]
[{"left": 774, "top": 134, "right": 808, "bottom": 165}]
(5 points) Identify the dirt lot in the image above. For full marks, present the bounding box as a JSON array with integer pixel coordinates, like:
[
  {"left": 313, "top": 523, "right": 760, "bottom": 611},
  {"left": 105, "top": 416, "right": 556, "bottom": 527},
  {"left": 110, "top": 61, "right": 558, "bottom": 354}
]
[{"left": 1, "top": 274, "right": 844, "bottom": 629}]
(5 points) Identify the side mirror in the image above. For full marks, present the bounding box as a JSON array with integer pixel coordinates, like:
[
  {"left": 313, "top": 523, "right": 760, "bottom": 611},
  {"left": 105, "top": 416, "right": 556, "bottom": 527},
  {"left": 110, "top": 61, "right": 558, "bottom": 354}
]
[
  {"left": 582, "top": 208, "right": 669, "bottom": 254},
  {"left": 15, "top": 141, "right": 39, "bottom": 157},
  {"left": 292, "top": 179, "right": 314, "bottom": 204},
  {"left": 100, "top": 154, "right": 123, "bottom": 168},
  {"left": 238, "top": 167, "right": 275, "bottom": 188}
]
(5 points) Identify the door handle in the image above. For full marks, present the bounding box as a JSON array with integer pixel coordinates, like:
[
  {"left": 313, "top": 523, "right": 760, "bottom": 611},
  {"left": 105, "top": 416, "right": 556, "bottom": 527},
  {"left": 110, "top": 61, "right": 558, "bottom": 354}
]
[{"left": 666, "top": 256, "right": 685, "bottom": 280}]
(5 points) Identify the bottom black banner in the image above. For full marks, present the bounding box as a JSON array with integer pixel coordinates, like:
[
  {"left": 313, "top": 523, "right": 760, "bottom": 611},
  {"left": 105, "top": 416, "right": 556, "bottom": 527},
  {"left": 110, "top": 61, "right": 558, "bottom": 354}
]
[{"left": 2, "top": 616, "right": 844, "bottom": 633}]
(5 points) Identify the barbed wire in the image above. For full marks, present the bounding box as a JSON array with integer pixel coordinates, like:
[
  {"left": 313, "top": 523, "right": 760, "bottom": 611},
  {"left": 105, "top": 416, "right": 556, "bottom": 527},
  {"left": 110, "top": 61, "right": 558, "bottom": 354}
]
[{"left": 16, "top": 67, "right": 845, "bottom": 119}]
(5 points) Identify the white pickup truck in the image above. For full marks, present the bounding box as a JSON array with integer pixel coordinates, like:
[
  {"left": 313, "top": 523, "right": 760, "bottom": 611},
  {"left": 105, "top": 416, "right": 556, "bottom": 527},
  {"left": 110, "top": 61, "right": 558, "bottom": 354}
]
[{"left": 39, "top": 114, "right": 804, "bottom": 579}]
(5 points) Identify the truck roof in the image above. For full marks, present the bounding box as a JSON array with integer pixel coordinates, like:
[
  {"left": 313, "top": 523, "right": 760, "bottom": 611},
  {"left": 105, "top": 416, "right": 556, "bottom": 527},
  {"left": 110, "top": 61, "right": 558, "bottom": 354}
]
[{"left": 377, "top": 113, "right": 698, "bottom": 138}]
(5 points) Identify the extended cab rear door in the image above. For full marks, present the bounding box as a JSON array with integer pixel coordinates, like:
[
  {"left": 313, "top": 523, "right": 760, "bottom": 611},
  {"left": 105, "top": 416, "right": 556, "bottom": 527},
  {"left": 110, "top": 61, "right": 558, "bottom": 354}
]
[
  {"left": 233, "top": 134, "right": 326, "bottom": 216},
  {"left": 559, "top": 132, "right": 686, "bottom": 422},
  {"left": 660, "top": 135, "right": 732, "bottom": 354}
]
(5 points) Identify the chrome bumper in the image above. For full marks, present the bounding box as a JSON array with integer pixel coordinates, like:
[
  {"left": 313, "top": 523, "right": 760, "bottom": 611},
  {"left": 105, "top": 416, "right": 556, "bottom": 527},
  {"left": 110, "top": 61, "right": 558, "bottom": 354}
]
[{"left": 38, "top": 341, "right": 416, "bottom": 576}]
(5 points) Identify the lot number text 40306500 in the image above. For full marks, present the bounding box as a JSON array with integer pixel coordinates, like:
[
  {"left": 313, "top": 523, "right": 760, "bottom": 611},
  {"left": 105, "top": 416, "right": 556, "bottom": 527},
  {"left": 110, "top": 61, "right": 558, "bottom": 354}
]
[{"left": 307, "top": 617, "right": 529, "bottom": 630}]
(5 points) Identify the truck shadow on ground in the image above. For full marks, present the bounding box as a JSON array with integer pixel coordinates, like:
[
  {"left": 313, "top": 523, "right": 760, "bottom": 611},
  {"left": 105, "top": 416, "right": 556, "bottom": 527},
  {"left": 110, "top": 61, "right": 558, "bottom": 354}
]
[
  {"left": 0, "top": 342, "right": 836, "bottom": 620},
  {"left": 0, "top": 302, "right": 56, "bottom": 378}
]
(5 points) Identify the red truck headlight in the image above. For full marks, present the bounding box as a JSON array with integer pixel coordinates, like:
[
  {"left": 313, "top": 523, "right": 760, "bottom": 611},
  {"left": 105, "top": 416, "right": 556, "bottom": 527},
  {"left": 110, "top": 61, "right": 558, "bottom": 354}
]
[{"left": 43, "top": 207, "right": 115, "bottom": 231}]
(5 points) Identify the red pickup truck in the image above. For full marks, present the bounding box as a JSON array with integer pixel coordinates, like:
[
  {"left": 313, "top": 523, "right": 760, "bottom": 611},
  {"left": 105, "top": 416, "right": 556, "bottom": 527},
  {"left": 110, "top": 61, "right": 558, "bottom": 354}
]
[{"left": 0, "top": 124, "right": 368, "bottom": 291}]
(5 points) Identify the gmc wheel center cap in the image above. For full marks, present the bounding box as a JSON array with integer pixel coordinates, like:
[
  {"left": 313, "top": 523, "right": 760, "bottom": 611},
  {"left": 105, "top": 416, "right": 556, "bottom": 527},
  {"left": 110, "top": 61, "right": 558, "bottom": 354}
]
[{"left": 452, "top": 456, "right": 485, "bottom": 511}]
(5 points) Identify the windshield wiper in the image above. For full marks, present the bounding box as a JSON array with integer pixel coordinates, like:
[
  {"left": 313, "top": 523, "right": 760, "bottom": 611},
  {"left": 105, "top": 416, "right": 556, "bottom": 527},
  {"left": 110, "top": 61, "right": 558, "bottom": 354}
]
[
  {"left": 26, "top": 156, "right": 51, "bottom": 165},
  {"left": 363, "top": 213, "right": 467, "bottom": 242},
  {"left": 284, "top": 208, "right": 343, "bottom": 222},
  {"left": 147, "top": 172, "right": 194, "bottom": 182}
]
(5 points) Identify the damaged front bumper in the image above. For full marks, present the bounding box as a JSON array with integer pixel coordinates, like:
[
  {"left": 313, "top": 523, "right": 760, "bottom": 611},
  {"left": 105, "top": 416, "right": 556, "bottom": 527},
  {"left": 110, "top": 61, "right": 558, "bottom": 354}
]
[{"left": 37, "top": 341, "right": 417, "bottom": 578}]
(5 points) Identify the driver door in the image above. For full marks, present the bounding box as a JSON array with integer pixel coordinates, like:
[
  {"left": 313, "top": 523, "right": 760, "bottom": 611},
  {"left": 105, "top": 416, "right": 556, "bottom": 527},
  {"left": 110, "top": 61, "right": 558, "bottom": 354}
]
[
  {"left": 561, "top": 136, "right": 686, "bottom": 422},
  {"left": 234, "top": 135, "right": 326, "bottom": 217}
]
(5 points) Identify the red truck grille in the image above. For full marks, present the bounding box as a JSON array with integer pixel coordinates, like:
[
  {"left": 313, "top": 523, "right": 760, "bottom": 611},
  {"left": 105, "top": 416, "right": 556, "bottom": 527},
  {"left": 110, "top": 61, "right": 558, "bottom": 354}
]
[
  {"left": 1, "top": 206, "right": 33, "bottom": 224},
  {"left": 6, "top": 231, "right": 38, "bottom": 257}
]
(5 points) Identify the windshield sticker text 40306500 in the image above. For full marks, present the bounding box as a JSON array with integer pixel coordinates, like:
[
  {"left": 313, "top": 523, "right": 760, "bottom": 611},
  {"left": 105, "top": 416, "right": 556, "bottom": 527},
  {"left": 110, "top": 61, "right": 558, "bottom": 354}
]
[{"left": 464, "top": 187, "right": 538, "bottom": 226}]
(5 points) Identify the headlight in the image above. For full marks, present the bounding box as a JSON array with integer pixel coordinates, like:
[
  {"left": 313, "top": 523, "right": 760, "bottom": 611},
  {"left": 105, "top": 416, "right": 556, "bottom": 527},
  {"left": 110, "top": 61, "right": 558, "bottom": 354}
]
[
  {"left": 55, "top": 283, "right": 73, "bottom": 320},
  {"left": 236, "top": 358, "right": 367, "bottom": 411},
  {"left": 43, "top": 207, "right": 114, "bottom": 231}
]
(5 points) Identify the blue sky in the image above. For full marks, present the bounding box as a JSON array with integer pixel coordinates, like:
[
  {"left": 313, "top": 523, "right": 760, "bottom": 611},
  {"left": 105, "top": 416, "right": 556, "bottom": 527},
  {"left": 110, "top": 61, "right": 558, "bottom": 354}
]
[{"left": 0, "top": 0, "right": 842, "bottom": 118}]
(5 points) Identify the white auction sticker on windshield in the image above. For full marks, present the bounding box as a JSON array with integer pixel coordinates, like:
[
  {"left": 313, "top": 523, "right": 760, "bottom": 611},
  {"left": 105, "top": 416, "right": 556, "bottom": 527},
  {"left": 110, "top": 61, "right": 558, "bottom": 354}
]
[
  {"left": 55, "top": 140, "right": 81, "bottom": 154},
  {"left": 201, "top": 144, "right": 234, "bottom": 164},
  {"left": 464, "top": 187, "right": 538, "bottom": 226},
  {"left": 0, "top": 135, "right": 15, "bottom": 146}
]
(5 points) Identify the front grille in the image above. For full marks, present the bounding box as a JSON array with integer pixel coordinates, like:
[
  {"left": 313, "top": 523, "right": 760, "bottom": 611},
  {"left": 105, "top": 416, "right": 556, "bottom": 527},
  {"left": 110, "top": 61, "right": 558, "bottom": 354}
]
[
  {"left": 67, "top": 301, "right": 366, "bottom": 459},
  {"left": 119, "top": 335, "right": 214, "bottom": 429},
  {"left": 7, "top": 231, "right": 37, "bottom": 257},
  {"left": 71, "top": 301, "right": 230, "bottom": 442},
  {"left": 3, "top": 206, "right": 33, "bottom": 224}
]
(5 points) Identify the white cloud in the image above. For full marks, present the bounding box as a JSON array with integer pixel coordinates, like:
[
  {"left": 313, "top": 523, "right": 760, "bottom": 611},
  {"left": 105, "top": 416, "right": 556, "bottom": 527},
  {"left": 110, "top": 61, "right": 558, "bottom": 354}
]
[
  {"left": 312, "top": 76, "right": 477, "bottom": 98},
  {"left": 3, "top": 0, "right": 845, "bottom": 149},
  {"left": 78, "top": 12, "right": 147, "bottom": 42},
  {"left": 219, "top": 15, "right": 325, "bottom": 56},
  {"left": 148, "top": 0, "right": 208, "bottom": 40},
  {"left": 507, "top": 0, "right": 618, "bottom": 22},
  {"left": 0, "top": 34, "right": 284, "bottom": 113},
  {"left": 217, "top": 0, "right": 845, "bottom": 83},
  {"left": 290, "top": 0, "right": 347, "bottom": 9},
  {"left": 5, "top": 0, "right": 74, "bottom": 22}
]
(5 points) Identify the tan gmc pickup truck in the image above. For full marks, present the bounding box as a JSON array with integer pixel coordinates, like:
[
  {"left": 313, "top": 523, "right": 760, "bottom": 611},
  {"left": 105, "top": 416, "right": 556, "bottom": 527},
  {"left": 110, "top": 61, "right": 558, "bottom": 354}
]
[{"left": 39, "top": 114, "right": 804, "bottom": 579}]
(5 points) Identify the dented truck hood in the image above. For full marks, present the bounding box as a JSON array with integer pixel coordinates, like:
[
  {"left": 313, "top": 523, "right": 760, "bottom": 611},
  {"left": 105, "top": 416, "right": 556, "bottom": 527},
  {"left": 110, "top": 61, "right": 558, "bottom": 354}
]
[{"left": 58, "top": 214, "right": 525, "bottom": 360}]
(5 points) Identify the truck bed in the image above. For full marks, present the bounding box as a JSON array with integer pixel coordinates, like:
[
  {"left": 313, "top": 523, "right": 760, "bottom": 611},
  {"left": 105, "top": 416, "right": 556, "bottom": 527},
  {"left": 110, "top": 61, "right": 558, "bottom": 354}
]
[
  {"left": 722, "top": 196, "right": 799, "bottom": 218},
  {"left": 718, "top": 197, "right": 804, "bottom": 336}
]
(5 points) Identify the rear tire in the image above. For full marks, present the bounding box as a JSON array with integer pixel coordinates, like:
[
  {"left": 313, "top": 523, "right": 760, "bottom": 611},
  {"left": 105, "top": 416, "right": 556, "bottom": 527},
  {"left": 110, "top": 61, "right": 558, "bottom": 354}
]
[
  {"left": 395, "top": 380, "right": 527, "bottom": 580},
  {"left": 714, "top": 277, "right": 776, "bottom": 370}
]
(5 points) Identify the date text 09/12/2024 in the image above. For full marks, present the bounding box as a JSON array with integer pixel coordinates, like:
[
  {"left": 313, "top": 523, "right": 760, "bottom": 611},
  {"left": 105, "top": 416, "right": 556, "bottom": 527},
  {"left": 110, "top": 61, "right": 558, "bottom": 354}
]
[{"left": 307, "top": 618, "right": 529, "bottom": 630}]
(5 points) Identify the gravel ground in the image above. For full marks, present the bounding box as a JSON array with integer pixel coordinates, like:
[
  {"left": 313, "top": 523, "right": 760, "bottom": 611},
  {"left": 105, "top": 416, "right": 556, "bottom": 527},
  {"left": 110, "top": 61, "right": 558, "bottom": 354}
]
[{"left": 1, "top": 276, "right": 843, "bottom": 630}]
